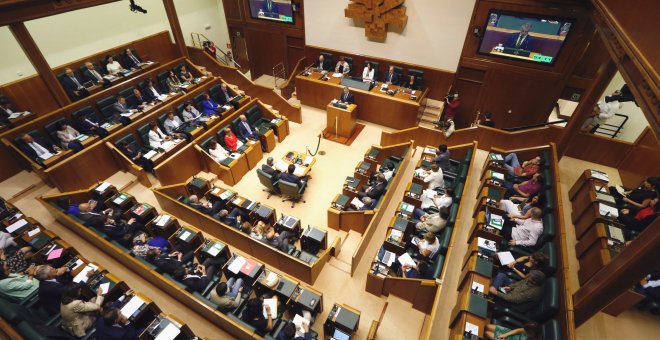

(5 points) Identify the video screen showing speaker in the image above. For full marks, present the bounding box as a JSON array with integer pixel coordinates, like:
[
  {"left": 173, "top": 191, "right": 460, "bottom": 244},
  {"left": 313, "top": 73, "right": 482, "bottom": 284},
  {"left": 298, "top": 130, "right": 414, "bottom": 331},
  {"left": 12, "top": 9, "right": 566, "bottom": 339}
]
[
  {"left": 248, "top": 0, "right": 295, "bottom": 24},
  {"left": 477, "top": 10, "right": 574, "bottom": 65}
]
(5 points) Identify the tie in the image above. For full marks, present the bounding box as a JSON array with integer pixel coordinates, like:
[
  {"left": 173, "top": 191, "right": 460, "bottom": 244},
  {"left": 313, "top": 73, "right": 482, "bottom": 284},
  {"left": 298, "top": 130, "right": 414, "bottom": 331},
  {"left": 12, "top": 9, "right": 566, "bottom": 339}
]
[
  {"left": 516, "top": 34, "right": 524, "bottom": 48},
  {"left": 71, "top": 76, "right": 82, "bottom": 88},
  {"left": 92, "top": 70, "right": 102, "bottom": 81},
  {"left": 243, "top": 122, "right": 251, "bottom": 133},
  {"left": 131, "top": 55, "right": 140, "bottom": 65},
  {"left": 30, "top": 142, "right": 49, "bottom": 157}
]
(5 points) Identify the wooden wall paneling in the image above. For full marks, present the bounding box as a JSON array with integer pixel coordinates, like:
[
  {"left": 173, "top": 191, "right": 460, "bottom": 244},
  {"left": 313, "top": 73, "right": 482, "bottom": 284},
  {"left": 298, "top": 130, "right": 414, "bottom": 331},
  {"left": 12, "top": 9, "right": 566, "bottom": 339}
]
[
  {"left": 163, "top": 0, "right": 188, "bottom": 58},
  {"left": 304, "top": 45, "right": 455, "bottom": 101},
  {"left": 617, "top": 128, "right": 660, "bottom": 188},
  {"left": 154, "top": 145, "right": 204, "bottom": 186},
  {"left": 0, "top": 0, "right": 122, "bottom": 26},
  {"left": 222, "top": 0, "right": 243, "bottom": 21},
  {"left": 44, "top": 141, "right": 120, "bottom": 191},
  {"left": 0, "top": 75, "right": 60, "bottom": 115},
  {"left": 0, "top": 144, "right": 24, "bottom": 183},
  {"left": 452, "top": 75, "right": 483, "bottom": 128},
  {"left": 245, "top": 27, "right": 287, "bottom": 80}
]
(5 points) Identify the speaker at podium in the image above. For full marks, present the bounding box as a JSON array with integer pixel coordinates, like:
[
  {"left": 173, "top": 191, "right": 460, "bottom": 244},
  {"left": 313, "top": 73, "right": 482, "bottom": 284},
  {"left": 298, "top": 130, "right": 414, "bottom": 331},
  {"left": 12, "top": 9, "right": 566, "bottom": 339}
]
[{"left": 326, "top": 99, "right": 357, "bottom": 139}]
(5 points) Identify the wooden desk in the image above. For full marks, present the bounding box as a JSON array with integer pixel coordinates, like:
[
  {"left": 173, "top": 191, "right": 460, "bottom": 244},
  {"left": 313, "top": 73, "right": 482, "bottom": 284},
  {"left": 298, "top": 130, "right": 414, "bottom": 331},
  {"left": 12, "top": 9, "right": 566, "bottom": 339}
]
[
  {"left": 324, "top": 303, "right": 361, "bottom": 337},
  {"left": 570, "top": 182, "right": 615, "bottom": 227},
  {"left": 449, "top": 273, "right": 489, "bottom": 340},
  {"left": 242, "top": 140, "right": 263, "bottom": 169},
  {"left": 569, "top": 169, "right": 609, "bottom": 200},
  {"left": 468, "top": 210, "right": 503, "bottom": 244},
  {"left": 273, "top": 150, "right": 316, "bottom": 177},
  {"left": 296, "top": 71, "right": 426, "bottom": 129},
  {"left": 575, "top": 222, "right": 625, "bottom": 284},
  {"left": 326, "top": 103, "right": 357, "bottom": 138},
  {"left": 573, "top": 201, "right": 619, "bottom": 241},
  {"left": 255, "top": 269, "right": 299, "bottom": 302}
]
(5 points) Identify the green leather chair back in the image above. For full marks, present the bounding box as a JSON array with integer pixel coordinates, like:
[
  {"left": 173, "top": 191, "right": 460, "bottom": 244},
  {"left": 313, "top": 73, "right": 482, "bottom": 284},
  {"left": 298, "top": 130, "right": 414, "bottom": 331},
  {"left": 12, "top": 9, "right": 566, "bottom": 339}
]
[
  {"left": 278, "top": 180, "right": 302, "bottom": 199},
  {"left": 257, "top": 169, "right": 278, "bottom": 193}
]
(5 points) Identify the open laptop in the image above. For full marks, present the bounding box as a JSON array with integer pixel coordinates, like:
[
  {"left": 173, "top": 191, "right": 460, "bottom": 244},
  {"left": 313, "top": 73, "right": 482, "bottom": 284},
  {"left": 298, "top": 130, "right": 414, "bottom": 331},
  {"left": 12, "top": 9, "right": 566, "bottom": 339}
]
[{"left": 333, "top": 328, "right": 350, "bottom": 340}]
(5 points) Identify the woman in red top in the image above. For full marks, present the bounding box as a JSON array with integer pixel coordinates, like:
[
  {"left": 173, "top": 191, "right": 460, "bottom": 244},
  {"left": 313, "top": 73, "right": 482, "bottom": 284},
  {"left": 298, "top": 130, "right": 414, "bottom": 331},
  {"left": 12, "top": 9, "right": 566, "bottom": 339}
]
[
  {"left": 223, "top": 127, "right": 241, "bottom": 152},
  {"left": 504, "top": 153, "right": 542, "bottom": 178},
  {"left": 507, "top": 173, "right": 543, "bottom": 199},
  {"left": 203, "top": 41, "right": 217, "bottom": 58},
  {"left": 442, "top": 93, "right": 460, "bottom": 120},
  {"left": 619, "top": 197, "right": 658, "bottom": 233}
]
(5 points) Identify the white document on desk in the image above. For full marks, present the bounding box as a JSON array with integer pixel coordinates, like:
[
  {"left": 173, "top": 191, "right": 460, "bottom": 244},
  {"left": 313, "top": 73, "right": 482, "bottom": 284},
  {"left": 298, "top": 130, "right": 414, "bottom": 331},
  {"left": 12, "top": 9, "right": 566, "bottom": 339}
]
[
  {"left": 293, "top": 165, "right": 305, "bottom": 177},
  {"left": 99, "top": 282, "right": 110, "bottom": 295},
  {"left": 496, "top": 251, "right": 515, "bottom": 266},
  {"left": 350, "top": 197, "right": 364, "bottom": 209},
  {"left": 120, "top": 296, "right": 145, "bottom": 318},
  {"left": 73, "top": 264, "right": 98, "bottom": 283},
  {"left": 303, "top": 156, "right": 314, "bottom": 166},
  {"left": 39, "top": 152, "right": 55, "bottom": 160},
  {"left": 154, "top": 323, "right": 180, "bottom": 340},
  {"left": 160, "top": 141, "right": 174, "bottom": 149},
  {"left": 143, "top": 150, "right": 157, "bottom": 160},
  {"left": 275, "top": 159, "right": 288, "bottom": 171},
  {"left": 397, "top": 252, "right": 416, "bottom": 267},
  {"left": 471, "top": 281, "right": 485, "bottom": 294},
  {"left": 599, "top": 203, "right": 619, "bottom": 218},
  {"left": 262, "top": 298, "right": 278, "bottom": 318},
  {"left": 424, "top": 147, "right": 436, "bottom": 155},
  {"left": 27, "top": 228, "right": 41, "bottom": 237},
  {"left": 465, "top": 322, "right": 479, "bottom": 336},
  {"left": 95, "top": 182, "right": 111, "bottom": 192},
  {"left": 156, "top": 215, "right": 170, "bottom": 227},
  {"left": 6, "top": 219, "right": 28, "bottom": 233},
  {"left": 228, "top": 257, "right": 246, "bottom": 274}
]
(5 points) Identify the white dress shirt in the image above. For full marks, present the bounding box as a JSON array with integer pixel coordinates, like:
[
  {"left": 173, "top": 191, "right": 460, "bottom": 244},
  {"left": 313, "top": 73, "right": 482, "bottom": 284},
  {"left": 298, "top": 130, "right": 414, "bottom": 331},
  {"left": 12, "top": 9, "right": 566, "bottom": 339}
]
[
  {"left": 106, "top": 61, "right": 123, "bottom": 74},
  {"left": 511, "top": 218, "right": 543, "bottom": 247},
  {"left": 362, "top": 67, "right": 375, "bottom": 81},
  {"left": 209, "top": 145, "right": 230, "bottom": 163},
  {"left": 423, "top": 169, "right": 445, "bottom": 189},
  {"left": 148, "top": 128, "right": 167, "bottom": 148}
]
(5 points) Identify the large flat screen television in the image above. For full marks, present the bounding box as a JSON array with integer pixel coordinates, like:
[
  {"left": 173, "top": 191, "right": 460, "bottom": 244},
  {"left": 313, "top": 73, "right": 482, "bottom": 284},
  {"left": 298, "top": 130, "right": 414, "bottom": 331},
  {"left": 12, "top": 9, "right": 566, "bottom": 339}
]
[
  {"left": 248, "top": 0, "right": 295, "bottom": 24},
  {"left": 478, "top": 10, "right": 574, "bottom": 65}
]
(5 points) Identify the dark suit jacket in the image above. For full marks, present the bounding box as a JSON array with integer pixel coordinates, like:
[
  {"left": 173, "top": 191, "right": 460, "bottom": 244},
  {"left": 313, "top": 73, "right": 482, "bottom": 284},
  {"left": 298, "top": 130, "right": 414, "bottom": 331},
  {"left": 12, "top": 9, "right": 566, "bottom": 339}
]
[
  {"left": 182, "top": 275, "right": 210, "bottom": 293},
  {"left": 123, "top": 53, "right": 142, "bottom": 69},
  {"left": 83, "top": 67, "right": 105, "bottom": 84},
  {"left": 504, "top": 32, "right": 535, "bottom": 50},
  {"left": 113, "top": 102, "right": 130, "bottom": 116},
  {"left": 364, "top": 182, "right": 386, "bottom": 199},
  {"left": 18, "top": 137, "right": 56, "bottom": 161},
  {"left": 262, "top": 0, "right": 279, "bottom": 14},
  {"left": 61, "top": 75, "right": 86, "bottom": 98},
  {"left": 79, "top": 211, "right": 106, "bottom": 228},
  {"left": 94, "top": 299, "right": 139, "bottom": 340},
  {"left": 143, "top": 87, "right": 160, "bottom": 102},
  {"left": 339, "top": 92, "right": 355, "bottom": 104},
  {"left": 152, "top": 255, "right": 182, "bottom": 275},
  {"left": 315, "top": 60, "right": 331, "bottom": 71},
  {"left": 261, "top": 164, "right": 278, "bottom": 177},
  {"left": 401, "top": 80, "right": 418, "bottom": 91},
  {"left": 237, "top": 121, "right": 257, "bottom": 140},
  {"left": 38, "top": 280, "right": 66, "bottom": 313},
  {"left": 382, "top": 72, "right": 399, "bottom": 84},
  {"left": 217, "top": 90, "right": 232, "bottom": 105},
  {"left": 278, "top": 172, "right": 302, "bottom": 187}
]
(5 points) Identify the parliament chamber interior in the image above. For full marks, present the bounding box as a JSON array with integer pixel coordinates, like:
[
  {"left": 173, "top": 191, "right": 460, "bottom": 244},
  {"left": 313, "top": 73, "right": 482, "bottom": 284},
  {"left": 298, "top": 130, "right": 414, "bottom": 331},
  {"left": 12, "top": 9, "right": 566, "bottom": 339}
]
[{"left": 0, "top": 0, "right": 658, "bottom": 339}]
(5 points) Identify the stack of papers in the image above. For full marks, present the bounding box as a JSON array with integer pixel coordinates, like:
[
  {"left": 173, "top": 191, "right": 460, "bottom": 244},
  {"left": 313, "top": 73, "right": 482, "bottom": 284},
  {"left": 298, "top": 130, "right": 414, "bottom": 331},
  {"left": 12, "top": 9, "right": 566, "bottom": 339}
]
[
  {"left": 95, "top": 182, "right": 111, "bottom": 192},
  {"left": 596, "top": 192, "right": 616, "bottom": 204},
  {"left": 143, "top": 150, "right": 157, "bottom": 159},
  {"left": 39, "top": 152, "right": 55, "bottom": 160},
  {"left": 228, "top": 256, "right": 246, "bottom": 274},
  {"left": 6, "top": 219, "right": 28, "bottom": 233},
  {"left": 598, "top": 203, "right": 619, "bottom": 218},
  {"left": 293, "top": 165, "right": 306, "bottom": 177},
  {"left": 262, "top": 298, "right": 278, "bottom": 318},
  {"left": 590, "top": 170, "right": 609, "bottom": 182},
  {"left": 351, "top": 197, "right": 364, "bottom": 209},
  {"left": 155, "top": 215, "right": 170, "bottom": 227},
  {"left": 303, "top": 156, "right": 314, "bottom": 166},
  {"left": 73, "top": 263, "right": 98, "bottom": 283},
  {"left": 120, "top": 296, "right": 145, "bottom": 318},
  {"left": 424, "top": 147, "right": 436, "bottom": 154},
  {"left": 496, "top": 251, "right": 515, "bottom": 266},
  {"left": 178, "top": 230, "right": 191, "bottom": 241},
  {"left": 293, "top": 314, "right": 310, "bottom": 329},
  {"left": 27, "top": 228, "right": 41, "bottom": 237},
  {"left": 154, "top": 323, "right": 180, "bottom": 340},
  {"left": 397, "top": 252, "right": 416, "bottom": 267},
  {"left": 160, "top": 141, "right": 174, "bottom": 149}
]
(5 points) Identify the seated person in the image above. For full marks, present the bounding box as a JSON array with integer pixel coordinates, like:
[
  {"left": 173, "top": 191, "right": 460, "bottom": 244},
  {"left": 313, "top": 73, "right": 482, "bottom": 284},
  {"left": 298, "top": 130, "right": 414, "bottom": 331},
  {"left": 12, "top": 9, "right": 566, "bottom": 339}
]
[
  {"left": 61, "top": 283, "right": 104, "bottom": 337},
  {"left": 166, "top": 71, "right": 183, "bottom": 92},
  {"left": 439, "top": 119, "right": 455, "bottom": 138},
  {"left": 499, "top": 195, "right": 541, "bottom": 220},
  {"left": 503, "top": 153, "right": 542, "bottom": 178},
  {"left": 182, "top": 101, "right": 202, "bottom": 123},
  {"left": 237, "top": 114, "right": 259, "bottom": 141},
  {"left": 610, "top": 177, "right": 658, "bottom": 212},
  {"left": 143, "top": 78, "right": 163, "bottom": 100},
  {"left": 415, "top": 232, "right": 440, "bottom": 259},
  {"left": 278, "top": 318, "right": 312, "bottom": 340},
  {"left": 223, "top": 127, "right": 243, "bottom": 152},
  {"left": 419, "top": 163, "right": 444, "bottom": 189},
  {"left": 77, "top": 111, "right": 108, "bottom": 137},
  {"left": 210, "top": 277, "right": 244, "bottom": 311},
  {"left": 239, "top": 221, "right": 252, "bottom": 234},
  {"left": 434, "top": 188, "right": 455, "bottom": 209},
  {"left": 216, "top": 209, "right": 244, "bottom": 228},
  {"left": 173, "top": 263, "right": 212, "bottom": 293},
  {"left": 162, "top": 111, "right": 190, "bottom": 140},
  {"left": 348, "top": 196, "right": 374, "bottom": 211},
  {"left": 118, "top": 141, "right": 154, "bottom": 173},
  {"left": 358, "top": 173, "right": 386, "bottom": 200},
  {"left": 124, "top": 48, "right": 143, "bottom": 68},
  {"left": 335, "top": 56, "right": 350, "bottom": 77},
  {"left": 278, "top": 164, "right": 307, "bottom": 193},
  {"left": 188, "top": 195, "right": 223, "bottom": 217},
  {"left": 480, "top": 111, "right": 496, "bottom": 128},
  {"left": 56, "top": 122, "right": 84, "bottom": 152},
  {"left": 380, "top": 162, "right": 395, "bottom": 181},
  {"left": 132, "top": 88, "right": 151, "bottom": 110},
  {"left": 34, "top": 264, "right": 80, "bottom": 314},
  {"left": 78, "top": 202, "right": 116, "bottom": 228},
  {"left": 432, "top": 144, "right": 451, "bottom": 172},
  {"left": 401, "top": 260, "right": 430, "bottom": 279},
  {"left": 217, "top": 83, "right": 235, "bottom": 106},
  {"left": 112, "top": 96, "right": 134, "bottom": 124},
  {"left": 82, "top": 61, "right": 107, "bottom": 85},
  {"left": 148, "top": 121, "right": 173, "bottom": 148},
  {"left": 130, "top": 232, "right": 168, "bottom": 258},
  {"left": 489, "top": 270, "right": 546, "bottom": 312},
  {"left": 61, "top": 67, "right": 89, "bottom": 100},
  {"left": 618, "top": 197, "right": 658, "bottom": 234},
  {"left": 146, "top": 247, "right": 193, "bottom": 275},
  {"left": 208, "top": 140, "right": 230, "bottom": 163},
  {"left": 105, "top": 55, "right": 125, "bottom": 75},
  {"left": 0, "top": 263, "right": 38, "bottom": 302},
  {"left": 99, "top": 217, "right": 143, "bottom": 243},
  {"left": 264, "top": 226, "right": 295, "bottom": 252},
  {"left": 0, "top": 100, "right": 18, "bottom": 127},
  {"left": 95, "top": 290, "right": 140, "bottom": 339},
  {"left": 485, "top": 321, "right": 542, "bottom": 340},
  {"left": 261, "top": 157, "right": 280, "bottom": 177},
  {"left": 179, "top": 65, "right": 194, "bottom": 83},
  {"left": 242, "top": 296, "right": 277, "bottom": 333},
  {"left": 501, "top": 207, "right": 544, "bottom": 248},
  {"left": 0, "top": 234, "right": 32, "bottom": 274},
  {"left": 202, "top": 94, "right": 223, "bottom": 116},
  {"left": 18, "top": 133, "right": 61, "bottom": 162},
  {"left": 635, "top": 270, "right": 660, "bottom": 309},
  {"left": 401, "top": 75, "right": 418, "bottom": 91},
  {"left": 362, "top": 62, "right": 375, "bottom": 82},
  {"left": 382, "top": 66, "right": 399, "bottom": 84},
  {"left": 415, "top": 207, "right": 449, "bottom": 234},
  {"left": 413, "top": 188, "right": 454, "bottom": 220},
  {"left": 506, "top": 173, "right": 543, "bottom": 199},
  {"left": 250, "top": 221, "right": 265, "bottom": 240},
  {"left": 491, "top": 252, "right": 549, "bottom": 290},
  {"left": 314, "top": 55, "right": 329, "bottom": 71},
  {"left": 339, "top": 86, "right": 354, "bottom": 104}
]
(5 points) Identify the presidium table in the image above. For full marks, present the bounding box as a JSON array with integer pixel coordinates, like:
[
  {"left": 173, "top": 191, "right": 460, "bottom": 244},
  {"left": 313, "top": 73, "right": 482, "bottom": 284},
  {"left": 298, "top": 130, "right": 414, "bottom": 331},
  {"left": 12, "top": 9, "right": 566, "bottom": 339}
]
[{"left": 296, "top": 70, "right": 429, "bottom": 129}]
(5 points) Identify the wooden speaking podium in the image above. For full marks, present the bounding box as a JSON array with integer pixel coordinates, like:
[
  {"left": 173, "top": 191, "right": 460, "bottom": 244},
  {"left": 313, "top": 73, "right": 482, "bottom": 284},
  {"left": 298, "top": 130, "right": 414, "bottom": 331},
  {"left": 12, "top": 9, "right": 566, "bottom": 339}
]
[{"left": 326, "top": 102, "right": 358, "bottom": 138}]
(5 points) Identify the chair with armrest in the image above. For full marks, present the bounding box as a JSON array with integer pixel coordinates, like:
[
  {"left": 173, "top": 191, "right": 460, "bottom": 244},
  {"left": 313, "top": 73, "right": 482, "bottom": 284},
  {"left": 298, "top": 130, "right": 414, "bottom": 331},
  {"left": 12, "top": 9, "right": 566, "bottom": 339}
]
[
  {"left": 118, "top": 87, "right": 134, "bottom": 100},
  {"left": 492, "top": 277, "right": 559, "bottom": 325},
  {"left": 257, "top": 169, "right": 280, "bottom": 198},
  {"left": 115, "top": 133, "right": 151, "bottom": 154},
  {"left": 391, "top": 65, "right": 404, "bottom": 79},
  {"left": 136, "top": 124, "right": 153, "bottom": 148},
  {"left": 246, "top": 105, "right": 273, "bottom": 133},
  {"left": 364, "top": 61, "right": 380, "bottom": 80},
  {"left": 430, "top": 254, "right": 445, "bottom": 279},
  {"left": 194, "top": 93, "right": 206, "bottom": 110},
  {"left": 173, "top": 63, "right": 185, "bottom": 75},
  {"left": 319, "top": 52, "right": 333, "bottom": 66},
  {"left": 438, "top": 226, "right": 453, "bottom": 255},
  {"left": 278, "top": 180, "right": 305, "bottom": 208},
  {"left": 343, "top": 56, "right": 354, "bottom": 76},
  {"left": 156, "top": 71, "right": 169, "bottom": 90},
  {"left": 157, "top": 113, "right": 169, "bottom": 130},
  {"left": 96, "top": 95, "right": 117, "bottom": 121},
  {"left": 43, "top": 118, "right": 68, "bottom": 143},
  {"left": 209, "top": 84, "right": 221, "bottom": 99}
]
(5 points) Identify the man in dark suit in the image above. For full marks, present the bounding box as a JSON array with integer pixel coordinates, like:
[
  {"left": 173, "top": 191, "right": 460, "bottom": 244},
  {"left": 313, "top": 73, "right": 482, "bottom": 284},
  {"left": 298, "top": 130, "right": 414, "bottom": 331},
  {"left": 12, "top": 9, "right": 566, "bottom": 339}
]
[
  {"left": 99, "top": 217, "right": 143, "bottom": 242},
  {"left": 61, "top": 68, "right": 89, "bottom": 101},
  {"left": 17, "top": 133, "right": 60, "bottom": 162},
  {"left": 262, "top": 157, "right": 280, "bottom": 177},
  {"left": 123, "top": 48, "right": 143, "bottom": 69},
  {"left": 348, "top": 197, "right": 375, "bottom": 211},
  {"left": 82, "top": 62, "right": 108, "bottom": 87},
  {"left": 339, "top": 86, "right": 355, "bottom": 104},
  {"left": 358, "top": 173, "right": 386, "bottom": 200},
  {"left": 278, "top": 164, "right": 307, "bottom": 193},
  {"left": 146, "top": 247, "right": 193, "bottom": 275},
  {"left": 112, "top": 96, "right": 133, "bottom": 124},
  {"left": 216, "top": 208, "right": 245, "bottom": 228},
  {"left": 237, "top": 114, "right": 259, "bottom": 141},
  {"left": 174, "top": 264, "right": 211, "bottom": 293},
  {"left": 315, "top": 55, "right": 330, "bottom": 71},
  {"left": 187, "top": 195, "right": 223, "bottom": 217},
  {"left": 76, "top": 112, "right": 109, "bottom": 137},
  {"left": 504, "top": 22, "right": 535, "bottom": 50},
  {"left": 383, "top": 66, "right": 400, "bottom": 84},
  {"left": 95, "top": 295, "right": 140, "bottom": 339},
  {"left": 261, "top": 0, "right": 279, "bottom": 16},
  {"left": 35, "top": 265, "right": 78, "bottom": 314}
]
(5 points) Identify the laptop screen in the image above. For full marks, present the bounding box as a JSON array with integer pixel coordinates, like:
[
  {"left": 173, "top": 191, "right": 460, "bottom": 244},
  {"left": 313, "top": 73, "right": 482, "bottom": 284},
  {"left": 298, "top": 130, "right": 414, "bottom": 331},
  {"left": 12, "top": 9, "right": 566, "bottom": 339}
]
[{"left": 333, "top": 328, "right": 350, "bottom": 340}]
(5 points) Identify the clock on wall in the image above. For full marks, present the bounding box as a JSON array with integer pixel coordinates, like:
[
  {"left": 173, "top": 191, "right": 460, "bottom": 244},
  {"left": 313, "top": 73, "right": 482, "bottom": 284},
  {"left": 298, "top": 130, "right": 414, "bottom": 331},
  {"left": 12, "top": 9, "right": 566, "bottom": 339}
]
[{"left": 345, "top": 0, "right": 408, "bottom": 42}]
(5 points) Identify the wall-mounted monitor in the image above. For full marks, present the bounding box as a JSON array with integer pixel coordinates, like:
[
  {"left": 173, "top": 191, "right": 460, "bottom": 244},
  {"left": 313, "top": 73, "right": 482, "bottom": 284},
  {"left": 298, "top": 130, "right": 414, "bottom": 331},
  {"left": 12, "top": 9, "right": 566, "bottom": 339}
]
[
  {"left": 248, "top": 0, "right": 295, "bottom": 24},
  {"left": 478, "top": 10, "right": 574, "bottom": 65}
]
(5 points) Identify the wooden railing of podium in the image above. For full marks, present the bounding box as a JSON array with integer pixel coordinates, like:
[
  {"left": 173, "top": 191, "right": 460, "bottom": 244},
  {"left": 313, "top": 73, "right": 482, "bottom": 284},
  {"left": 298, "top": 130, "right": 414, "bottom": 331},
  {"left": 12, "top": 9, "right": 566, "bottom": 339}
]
[
  {"left": 365, "top": 143, "right": 477, "bottom": 318},
  {"left": 151, "top": 183, "right": 339, "bottom": 285},
  {"left": 187, "top": 46, "right": 303, "bottom": 124},
  {"left": 15, "top": 68, "right": 216, "bottom": 191},
  {"left": 37, "top": 188, "right": 270, "bottom": 340},
  {"left": 327, "top": 141, "right": 413, "bottom": 275},
  {"left": 279, "top": 57, "right": 307, "bottom": 100},
  {"left": 0, "top": 31, "right": 178, "bottom": 117},
  {"left": 0, "top": 57, "right": 197, "bottom": 184}
]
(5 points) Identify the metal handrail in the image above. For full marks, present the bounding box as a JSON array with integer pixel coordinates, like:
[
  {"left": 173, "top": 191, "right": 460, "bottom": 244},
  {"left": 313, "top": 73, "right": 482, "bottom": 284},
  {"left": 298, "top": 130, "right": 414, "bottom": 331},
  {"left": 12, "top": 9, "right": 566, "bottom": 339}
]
[
  {"left": 190, "top": 32, "right": 241, "bottom": 69},
  {"left": 502, "top": 120, "right": 568, "bottom": 131},
  {"left": 272, "top": 62, "right": 286, "bottom": 88},
  {"left": 595, "top": 113, "right": 629, "bottom": 138}
]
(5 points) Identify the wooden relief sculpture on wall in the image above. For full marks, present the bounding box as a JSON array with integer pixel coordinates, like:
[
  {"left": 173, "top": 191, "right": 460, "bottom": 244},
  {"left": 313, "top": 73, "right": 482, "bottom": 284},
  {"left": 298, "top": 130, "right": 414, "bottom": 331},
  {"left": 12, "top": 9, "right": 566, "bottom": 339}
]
[{"left": 345, "top": 0, "right": 408, "bottom": 42}]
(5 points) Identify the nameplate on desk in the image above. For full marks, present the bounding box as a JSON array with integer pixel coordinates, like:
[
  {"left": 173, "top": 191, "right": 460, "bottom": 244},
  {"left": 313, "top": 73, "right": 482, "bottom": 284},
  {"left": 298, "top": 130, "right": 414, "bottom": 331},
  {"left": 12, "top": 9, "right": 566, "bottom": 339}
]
[
  {"left": 95, "top": 182, "right": 111, "bottom": 192},
  {"left": 155, "top": 215, "right": 170, "bottom": 227},
  {"left": 598, "top": 203, "right": 618, "bottom": 218},
  {"left": 6, "top": 219, "right": 28, "bottom": 233},
  {"left": 207, "top": 242, "right": 224, "bottom": 257},
  {"left": 120, "top": 296, "right": 145, "bottom": 319}
]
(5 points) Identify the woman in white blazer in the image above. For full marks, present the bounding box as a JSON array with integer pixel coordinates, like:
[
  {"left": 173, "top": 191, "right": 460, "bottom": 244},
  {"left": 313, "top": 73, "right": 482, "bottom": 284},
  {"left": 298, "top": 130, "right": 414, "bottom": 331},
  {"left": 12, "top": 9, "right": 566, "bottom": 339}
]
[
  {"left": 105, "top": 55, "right": 124, "bottom": 75},
  {"left": 362, "top": 62, "right": 375, "bottom": 82},
  {"left": 148, "top": 121, "right": 170, "bottom": 148},
  {"left": 208, "top": 140, "right": 230, "bottom": 163},
  {"left": 60, "top": 284, "right": 104, "bottom": 337}
]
